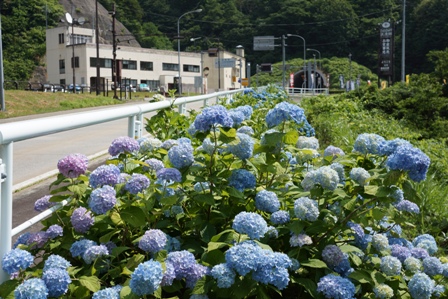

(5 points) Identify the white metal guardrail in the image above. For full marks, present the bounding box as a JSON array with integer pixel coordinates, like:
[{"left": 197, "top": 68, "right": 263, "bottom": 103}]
[
  {"left": 0, "top": 89, "right": 244, "bottom": 282},
  {"left": 287, "top": 87, "right": 329, "bottom": 95}
]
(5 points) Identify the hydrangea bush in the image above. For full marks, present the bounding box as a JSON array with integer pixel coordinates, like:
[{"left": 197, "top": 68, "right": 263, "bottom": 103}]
[{"left": 1, "top": 85, "right": 446, "bottom": 299}]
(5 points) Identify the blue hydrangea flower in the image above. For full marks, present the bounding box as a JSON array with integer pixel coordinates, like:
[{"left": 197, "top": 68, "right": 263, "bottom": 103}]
[
  {"left": 14, "top": 278, "right": 48, "bottom": 299},
  {"left": 43, "top": 254, "right": 71, "bottom": 271},
  {"left": 129, "top": 260, "right": 163, "bottom": 296},
  {"left": 108, "top": 136, "right": 140, "bottom": 156},
  {"left": 255, "top": 190, "right": 280, "bottom": 213},
  {"left": 27, "top": 231, "right": 49, "bottom": 249},
  {"left": 373, "top": 283, "right": 394, "bottom": 299},
  {"left": 57, "top": 153, "right": 89, "bottom": 179},
  {"left": 168, "top": 143, "right": 194, "bottom": 169},
  {"left": 380, "top": 256, "right": 402, "bottom": 276},
  {"left": 386, "top": 144, "right": 430, "bottom": 182},
  {"left": 413, "top": 234, "right": 438, "bottom": 255},
  {"left": 89, "top": 185, "right": 117, "bottom": 214},
  {"left": 270, "top": 210, "right": 290, "bottom": 225},
  {"left": 394, "top": 199, "right": 420, "bottom": 214},
  {"left": 193, "top": 105, "right": 233, "bottom": 132},
  {"left": 166, "top": 250, "right": 206, "bottom": 284},
  {"left": 265, "top": 102, "right": 307, "bottom": 128},
  {"left": 161, "top": 261, "right": 176, "bottom": 286},
  {"left": 237, "top": 125, "right": 254, "bottom": 135},
  {"left": 411, "top": 247, "right": 429, "bottom": 260},
  {"left": 378, "top": 138, "right": 412, "bottom": 156},
  {"left": 323, "top": 145, "right": 345, "bottom": 159},
  {"left": 349, "top": 167, "right": 370, "bottom": 186},
  {"left": 228, "top": 169, "right": 256, "bottom": 192},
  {"left": 211, "top": 263, "right": 236, "bottom": 288},
  {"left": 296, "top": 136, "right": 319, "bottom": 149},
  {"left": 317, "top": 274, "right": 356, "bottom": 299},
  {"left": 294, "top": 197, "right": 319, "bottom": 222},
  {"left": 2, "top": 248, "right": 34, "bottom": 275},
  {"left": 408, "top": 272, "right": 434, "bottom": 299},
  {"left": 422, "top": 257, "right": 443, "bottom": 277},
  {"left": 329, "top": 163, "right": 345, "bottom": 183},
  {"left": 322, "top": 245, "right": 353, "bottom": 277},
  {"left": 404, "top": 257, "right": 422, "bottom": 273},
  {"left": 347, "top": 222, "right": 368, "bottom": 250},
  {"left": 70, "top": 239, "right": 97, "bottom": 258},
  {"left": 390, "top": 244, "right": 412, "bottom": 263},
  {"left": 185, "top": 263, "right": 209, "bottom": 288},
  {"left": 433, "top": 285, "right": 446, "bottom": 298},
  {"left": 138, "top": 229, "right": 167, "bottom": 253},
  {"left": 92, "top": 287, "right": 121, "bottom": 299},
  {"left": 225, "top": 241, "right": 263, "bottom": 276},
  {"left": 42, "top": 268, "right": 71, "bottom": 297},
  {"left": 226, "top": 133, "right": 254, "bottom": 160},
  {"left": 289, "top": 233, "right": 313, "bottom": 247},
  {"left": 228, "top": 110, "right": 245, "bottom": 126},
  {"left": 124, "top": 173, "right": 150, "bottom": 194},
  {"left": 144, "top": 158, "right": 164, "bottom": 172},
  {"left": 252, "top": 250, "right": 291, "bottom": 290},
  {"left": 232, "top": 212, "right": 268, "bottom": 240},
  {"left": 302, "top": 166, "right": 340, "bottom": 191},
  {"left": 390, "top": 187, "right": 404, "bottom": 203},
  {"left": 89, "top": 164, "right": 122, "bottom": 188},
  {"left": 194, "top": 182, "right": 210, "bottom": 193},
  {"left": 34, "top": 195, "right": 56, "bottom": 212},
  {"left": 71, "top": 207, "right": 94, "bottom": 233},
  {"left": 83, "top": 244, "right": 109, "bottom": 264},
  {"left": 233, "top": 105, "right": 253, "bottom": 119},
  {"left": 156, "top": 168, "right": 182, "bottom": 183},
  {"left": 46, "top": 224, "right": 63, "bottom": 239},
  {"left": 353, "top": 133, "right": 386, "bottom": 155},
  {"left": 161, "top": 139, "right": 178, "bottom": 149},
  {"left": 138, "top": 137, "right": 162, "bottom": 153}
]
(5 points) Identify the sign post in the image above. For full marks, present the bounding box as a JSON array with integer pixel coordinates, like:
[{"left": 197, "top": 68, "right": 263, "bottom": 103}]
[{"left": 378, "top": 21, "right": 394, "bottom": 87}]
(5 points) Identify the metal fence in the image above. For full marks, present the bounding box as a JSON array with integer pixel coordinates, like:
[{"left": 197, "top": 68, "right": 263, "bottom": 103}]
[{"left": 0, "top": 88, "right": 244, "bottom": 282}]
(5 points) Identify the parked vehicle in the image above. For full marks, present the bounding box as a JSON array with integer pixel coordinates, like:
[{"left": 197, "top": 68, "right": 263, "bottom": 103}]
[
  {"left": 67, "top": 84, "right": 81, "bottom": 92},
  {"left": 137, "top": 83, "right": 150, "bottom": 92},
  {"left": 112, "top": 83, "right": 136, "bottom": 92},
  {"left": 53, "top": 84, "right": 65, "bottom": 92}
]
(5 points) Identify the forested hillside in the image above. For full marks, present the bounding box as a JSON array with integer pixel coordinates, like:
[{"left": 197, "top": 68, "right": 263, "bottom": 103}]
[{"left": 1, "top": 0, "right": 448, "bottom": 82}]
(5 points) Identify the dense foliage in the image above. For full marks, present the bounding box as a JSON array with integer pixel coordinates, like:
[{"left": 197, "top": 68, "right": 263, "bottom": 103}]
[{"left": 1, "top": 86, "right": 447, "bottom": 299}]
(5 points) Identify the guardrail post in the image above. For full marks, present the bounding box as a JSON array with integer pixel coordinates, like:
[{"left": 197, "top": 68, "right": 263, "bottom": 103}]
[
  {"left": 135, "top": 113, "right": 143, "bottom": 139},
  {"left": 203, "top": 98, "right": 209, "bottom": 107},
  {"left": 0, "top": 143, "right": 12, "bottom": 283},
  {"left": 128, "top": 116, "right": 136, "bottom": 138}
]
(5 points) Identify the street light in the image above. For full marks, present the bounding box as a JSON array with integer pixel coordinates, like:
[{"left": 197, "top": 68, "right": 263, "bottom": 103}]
[
  {"left": 287, "top": 34, "right": 306, "bottom": 88},
  {"left": 190, "top": 36, "right": 202, "bottom": 51},
  {"left": 307, "top": 48, "right": 321, "bottom": 69},
  {"left": 65, "top": 12, "right": 86, "bottom": 93},
  {"left": 177, "top": 8, "right": 202, "bottom": 95}
]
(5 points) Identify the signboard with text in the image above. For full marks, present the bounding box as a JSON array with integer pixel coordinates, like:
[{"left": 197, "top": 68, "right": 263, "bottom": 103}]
[
  {"left": 215, "top": 58, "right": 236, "bottom": 68},
  {"left": 253, "top": 36, "right": 275, "bottom": 51},
  {"left": 378, "top": 21, "right": 394, "bottom": 76}
]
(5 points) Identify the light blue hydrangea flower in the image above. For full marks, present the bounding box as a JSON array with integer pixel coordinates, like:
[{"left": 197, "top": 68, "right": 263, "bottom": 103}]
[
  {"left": 233, "top": 105, "right": 253, "bottom": 119},
  {"left": 138, "top": 229, "right": 167, "bottom": 253},
  {"left": 302, "top": 166, "right": 340, "bottom": 191},
  {"left": 323, "top": 145, "right": 345, "bottom": 159},
  {"left": 14, "top": 278, "right": 48, "bottom": 299},
  {"left": 413, "top": 234, "right": 438, "bottom": 255},
  {"left": 161, "top": 261, "right": 176, "bottom": 286},
  {"left": 124, "top": 173, "right": 150, "bottom": 194},
  {"left": 168, "top": 143, "right": 194, "bottom": 169},
  {"left": 353, "top": 133, "right": 386, "bottom": 155},
  {"left": 161, "top": 139, "right": 178, "bottom": 149},
  {"left": 378, "top": 138, "right": 412, "bottom": 156},
  {"left": 270, "top": 210, "right": 290, "bottom": 225},
  {"left": 232, "top": 212, "right": 268, "bottom": 240},
  {"left": 46, "top": 224, "right": 63, "bottom": 239},
  {"left": 350, "top": 167, "right": 370, "bottom": 186},
  {"left": 226, "top": 133, "right": 254, "bottom": 160},
  {"left": 70, "top": 239, "right": 97, "bottom": 258},
  {"left": 404, "top": 257, "right": 422, "bottom": 273},
  {"left": 43, "top": 254, "right": 71, "bottom": 271},
  {"left": 289, "top": 233, "right": 312, "bottom": 247},
  {"left": 237, "top": 125, "right": 254, "bottom": 135},
  {"left": 156, "top": 167, "right": 182, "bottom": 183},
  {"left": 380, "top": 256, "right": 402, "bottom": 276},
  {"left": 296, "top": 136, "right": 319, "bottom": 149},
  {"left": 89, "top": 164, "right": 122, "bottom": 188},
  {"left": 194, "top": 182, "right": 210, "bottom": 193},
  {"left": 57, "top": 153, "right": 89, "bottom": 179},
  {"left": 83, "top": 244, "right": 109, "bottom": 264},
  {"left": 225, "top": 241, "right": 263, "bottom": 276},
  {"left": 2, "top": 248, "right": 34, "bottom": 275},
  {"left": 386, "top": 144, "right": 430, "bottom": 182},
  {"left": 394, "top": 199, "right": 420, "bottom": 214},
  {"left": 433, "top": 285, "right": 446, "bottom": 298},
  {"left": 129, "top": 260, "right": 163, "bottom": 296},
  {"left": 329, "top": 163, "right": 345, "bottom": 183},
  {"left": 255, "top": 190, "right": 280, "bottom": 213},
  {"left": 252, "top": 250, "right": 292, "bottom": 290},
  {"left": 228, "top": 110, "right": 245, "bottom": 127},
  {"left": 144, "top": 158, "right": 164, "bottom": 172},
  {"left": 42, "top": 268, "right": 71, "bottom": 297},
  {"left": 228, "top": 169, "right": 256, "bottom": 192},
  {"left": 317, "top": 274, "right": 356, "bottom": 299},
  {"left": 92, "top": 286, "right": 121, "bottom": 299},
  {"left": 70, "top": 207, "right": 95, "bottom": 233},
  {"left": 294, "top": 197, "right": 319, "bottom": 222},
  {"left": 138, "top": 137, "right": 162, "bottom": 153},
  {"left": 408, "top": 272, "right": 435, "bottom": 299},
  {"left": 422, "top": 257, "right": 443, "bottom": 277},
  {"left": 322, "top": 245, "right": 353, "bottom": 277},
  {"left": 347, "top": 222, "right": 368, "bottom": 250},
  {"left": 108, "top": 136, "right": 140, "bottom": 156},
  {"left": 211, "top": 263, "right": 236, "bottom": 288},
  {"left": 193, "top": 105, "right": 233, "bottom": 132},
  {"left": 89, "top": 185, "right": 117, "bottom": 214},
  {"left": 265, "top": 101, "right": 307, "bottom": 128},
  {"left": 373, "top": 283, "right": 394, "bottom": 299}
]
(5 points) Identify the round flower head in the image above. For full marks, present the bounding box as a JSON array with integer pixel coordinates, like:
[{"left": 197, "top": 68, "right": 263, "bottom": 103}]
[
  {"left": 71, "top": 207, "right": 94, "bottom": 233},
  {"left": 57, "top": 153, "right": 88, "bottom": 179},
  {"left": 129, "top": 260, "right": 163, "bottom": 296},
  {"left": 161, "top": 139, "right": 178, "bottom": 149},
  {"left": 42, "top": 268, "right": 71, "bottom": 297},
  {"left": 233, "top": 105, "right": 253, "bottom": 119},
  {"left": 386, "top": 144, "right": 430, "bottom": 182},
  {"left": 43, "top": 254, "right": 71, "bottom": 271},
  {"left": 294, "top": 197, "right": 319, "bottom": 222},
  {"left": 228, "top": 169, "right": 256, "bottom": 192},
  {"left": 89, "top": 185, "right": 117, "bottom": 214},
  {"left": 372, "top": 234, "right": 389, "bottom": 252},
  {"left": 296, "top": 136, "right": 319, "bottom": 149},
  {"left": 226, "top": 132, "right": 254, "bottom": 160},
  {"left": 322, "top": 245, "right": 353, "bottom": 277},
  {"left": 317, "top": 274, "right": 356, "bottom": 299},
  {"left": 168, "top": 143, "right": 194, "bottom": 169},
  {"left": 138, "top": 137, "right": 162, "bottom": 153},
  {"left": 390, "top": 244, "right": 412, "bottom": 263},
  {"left": 353, "top": 133, "right": 386, "bottom": 155},
  {"left": 225, "top": 241, "right": 263, "bottom": 275},
  {"left": 125, "top": 173, "right": 150, "bottom": 194},
  {"left": 290, "top": 233, "right": 313, "bottom": 247},
  {"left": 211, "top": 263, "right": 236, "bottom": 288},
  {"left": 350, "top": 167, "right": 370, "bottom": 186},
  {"left": 193, "top": 105, "right": 233, "bottom": 132},
  {"left": 34, "top": 195, "right": 56, "bottom": 212},
  {"left": 156, "top": 168, "right": 182, "bottom": 183},
  {"left": 324, "top": 145, "right": 345, "bottom": 159},
  {"left": 270, "top": 210, "right": 290, "bottom": 225},
  {"left": 144, "top": 158, "right": 164, "bottom": 172},
  {"left": 237, "top": 125, "right": 254, "bottom": 135},
  {"left": 228, "top": 110, "right": 245, "bottom": 127},
  {"left": 92, "top": 286, "right": 121, "bottom": 299},
  {"left": 82, "top": 244, "right": 109, "bottom": 264},
  {"left": 380, "top": 256, "right": 402, "bottom": 276},
  {"left": 138, "top": 229, "right": 167, "bottom": 253},
  {"left": 373, "top": 283, "right": 394, "bottom": 299},
  {"left": 255, "top": 190, "right": 280, "bottom": 213},
  {"left": 89, "top": 164, "right": 122, "bottom": 188},
  {"left": 252, "top": 250, "right": 292, "bottom": 290},
  {"left": 27, "top": 231, "right": 49, "bottom": 249},
  {"left": 413, "top": 234, "right": 438, "bottom": 255},
  {"left": 408, "top": 272, "right": 434, "bottom": 299},
  {"left": 70, "top": 239, "right": 97, "bottom": 258},
  {"left": 108, "top": 136, "right": 140, "bottom": 156},
  {"left": 394, "top": 199, "right": 420, "bottom": 214},
  {"left": 315, "top": 166, "right": 340, "bottom": 190},
  {"left": 265, "top": 101, "right": 307, "bottom": 128},
  {"left": 166, "top": 250, "right": 206, "bottom": 285},
  {"left": 404, "top": 257, "right": 422, "bottom": 273},
  {"left": 2, "top": 248, "right": 34, "bottom": 275},
  {"left": 422, "top": 257, "right": 443, "bottom": 277},
  {"left": 411, "top": 247, "right": 429, "bottom": 260},
  {"left": 347, "top": 222, "right": 368, "bottom": 250},
  {"left": 330, "top": 163, "right": 345, "bottom": 183},
  {"left": 378, "top": 138, "right": 412, "bottom": 156},
  {"left": 46, "top": 224, "right": 63, "bottom": 239},
  {"left": 14, "top": 278, "right": 48, "bottom": 299},
  {"left": 232, "top": 212, "right": 268, "bottom": 240}
]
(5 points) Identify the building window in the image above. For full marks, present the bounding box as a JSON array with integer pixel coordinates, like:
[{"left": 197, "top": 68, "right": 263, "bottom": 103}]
[
  {"left": 140, "top": 61, "right": 153, "bottom": 71},
  {"left": 183, "top": 64, "right": 200, "bottom": 73},
  {"left": 58, "top": 33, "right": 64, "bottom": 44},
  {"left": 71, "top": 57, "right": 79, "bottom": 68},
  {"left": 162, "top": 63, "right": 179, "bottom": 71},
  {"left": 70, "top": 34, "right": 92, "bottom": 45},
  {"left": 59, "top": 59, "right": 65, "bottom": 74},
  {"left": 122, "top": 60, "right": 137, "bottom": 70},
  {"left": 90, "top": 57, "right": 113, "bottom": 68}
]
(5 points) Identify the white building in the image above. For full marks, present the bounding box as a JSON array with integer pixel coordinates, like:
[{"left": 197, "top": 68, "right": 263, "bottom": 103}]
[{"left": 46, "top": 25, "right": 246, "bottom": 93}]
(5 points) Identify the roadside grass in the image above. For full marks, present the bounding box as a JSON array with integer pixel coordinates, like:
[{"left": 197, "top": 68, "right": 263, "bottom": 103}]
[{"left": 0, "top": 90, "right": 153, "bottom": 119}]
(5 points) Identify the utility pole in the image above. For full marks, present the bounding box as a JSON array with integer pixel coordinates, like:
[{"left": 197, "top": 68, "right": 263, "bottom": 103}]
[
  {"left": 282, "top": 35, "right": 286, "bottom": 90},
  {"left": 0, "top": 13, "right": 5, "bottom": 111},
  {"left": 110, "top": 4, "right": 118, "bottom": 99},
  {"left": 401, "top": 0, "right": 406, "bottom": 82},
  {"left": 95, "top": 0, "right": 100, "bottom": 95}
]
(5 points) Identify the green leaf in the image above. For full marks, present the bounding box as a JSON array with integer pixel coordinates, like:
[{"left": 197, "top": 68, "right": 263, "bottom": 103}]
[
  {"left": 364, "top": 185, "right": 378, "bottom": 196},
  {"left": 292, "top": 278, "right": 317, "bottom": 297},
  {"left": 79, "top": 276, "right": 101, "bottom": 292},
  {"left": 288, "top": 221, "right": 305, "bottom": 235},
  {"left": 219, "top": 127, "right": 237, "bottom": 143},
  {"left": 263, "top": 131, "right": 284, "bottom": 147},
  {"left": 126, "top": 253, "right": 146, "bottom": 270},
  {"left": 120, "top": 286, "right": 141, "bottom": 299},
  {"left": 110, "top": 211, "right": 123, "bottom": 226},
  {"left": 0, "top": 279, "right": 19, "bottom": 299},
  {"left": 301, "top": 258, "right": 328, "bottom": 268},
  {"left": 207, "top": 241, "right": 229, "bottom": 251},
  {"left": 159, "top": 195, "right": 179, "bottom": 205},
  {"left": 195, "top": 194, "right": 215, "bottom": 205},
  {"left": 349, "top": 270, "right": 374, "bottom": 284},
  {"left": 121, "top": 206, "right": 147, "bottom": 228},
  {"left": 200, "top": 224, "right": 217, "bottom": 243},
  {"left": 284, "top": 130, "right": 299, "bottom": 145}
]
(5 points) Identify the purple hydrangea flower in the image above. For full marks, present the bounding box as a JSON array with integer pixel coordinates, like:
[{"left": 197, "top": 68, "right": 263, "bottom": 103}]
[
  {"left": 46, "top": 224, "right": 63, "bottom": 239},
  {"left": 386, "top": 144, "right": 430, "bottom": 182},
  {"left": 411, "top": 247, "right": 430, "bottom": 260},
  {"left": 138, "top": 229, "right": 167, "bottom": 253},
  {"left": 270, "top": 210, "right": 290, "bottom": 225},
  {"left": 226, "top": 133, "right": 254, "bottom": 160},
  {"left": 82, "top": 245, "right": 109, "bottom": 264},
  {"left": 294, "top": 197, "right": 319, "bottom": 222},
  {"left": 57, "top": 153, "right": 88, "bottom": 179},
  {"left": 408, "top": 273, "right": 435, "bottom": 299},
  {"left": 108, "top": 136, "right": 140, "bottom": 156},
  {"left": 232, "top": 212, "right": 268, "bottom": 240},
  {"left": 166, "top": 250, "right": 207, "bottom": 286},
  {"left": 185, "top": 263, "right": 209, "bottom": 289},
  {"left": 14, "top": 278, "right": 48, "bottom": 299},
  {"left": 124, "top": 173, "right": 150, "bottom": 194},
  {"left": 27, "top": 231, "right": 49, "bottom": 249},
  {"left": 390, "top": 244, "right": 412, "bottom": 263},
  {"left": 265, "top": 102, "right": 307, "bottom": 128},
  {"left": 211, "top": 263, "right": 236, "bottom": 288},
  {"left": 322, "top": 245, "right": 353, "bottom": 277},
  {"left": 89, "top": 185, "right": 117, "bottom": 214},
  {"left": 42, "top": 268, "right": 71, "bottom": 297},
  {"left": 2, "top": 248, "right": 34, "bottom": 275},
  {"left": 193, "top": 105, "right": 234, "bottom": 132},
  {"left": 317, "top": 274, "right": 356, "bottom": 299},
  {"left": 129, "top": 260, "right": 163, "bottom": 296},
  {"left": 168, "top": 143, "right": 194, "bottom": 169},
  {"left": 353, "top": 133, "right": 386, "bottom": 155},
  {"left": 144, "top": 158, "right": 164, "bottom": 172},
  {"left": 43, "top": 254, "right": 71, "bottom": 271},
  {"left": 161, "top": 262, "right": 176, "bottom": 286},
  {"left": 255, "top": 190, "right": 280, "bottom": 213},
  {"left": 156, "top": 168, "right": 182, "bottom": 183},
  {"left": 71, "top": 207, "right": 94, "bottom": 233},
  {"left": 89, "top": 164, "right": 122, "bottom": 188},
  {"left": 347, "top": 222, "right": 368, "bottom": 250},
  {"left": 228, "top": 169, "right": 256, "bottom": 192},
  {"left": 70, "top": 239, "right": 97, "bottom": 258},
  {"left": 34, "top": 195, "right": 56, "bottom": 212}
]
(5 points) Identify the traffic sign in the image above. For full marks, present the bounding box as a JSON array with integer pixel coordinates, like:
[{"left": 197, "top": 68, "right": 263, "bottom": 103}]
[
  {"left": 253, "top": 36, "right": 275, "bottom": 51},
  {"left": 215, "top": 58, "right": 236, "bottom": 68},
  {"left": 241, "top": 78, "right": 249, "bottom": 86}
]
